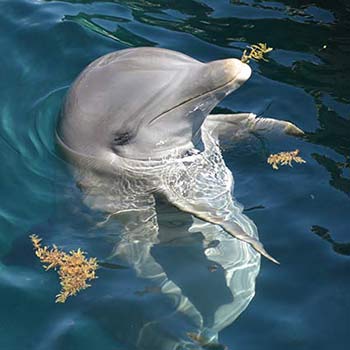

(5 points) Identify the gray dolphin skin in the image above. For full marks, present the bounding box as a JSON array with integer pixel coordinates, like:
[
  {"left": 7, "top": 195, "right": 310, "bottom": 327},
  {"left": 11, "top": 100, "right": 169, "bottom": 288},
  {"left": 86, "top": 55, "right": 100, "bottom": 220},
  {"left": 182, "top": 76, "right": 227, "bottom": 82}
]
[
  {"left": 57, "top": 47, "right": 302, "bottom": 263},
  {"left": 58, "top": 47, "right": 252, "bottom": 160}
]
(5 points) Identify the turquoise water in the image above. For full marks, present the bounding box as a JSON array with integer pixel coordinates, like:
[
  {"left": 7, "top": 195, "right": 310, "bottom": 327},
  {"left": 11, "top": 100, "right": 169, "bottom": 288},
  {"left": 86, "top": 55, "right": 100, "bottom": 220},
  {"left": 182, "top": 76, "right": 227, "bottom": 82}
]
[{"left": 1, "top": 0, "right": 350, "bottom": 349}]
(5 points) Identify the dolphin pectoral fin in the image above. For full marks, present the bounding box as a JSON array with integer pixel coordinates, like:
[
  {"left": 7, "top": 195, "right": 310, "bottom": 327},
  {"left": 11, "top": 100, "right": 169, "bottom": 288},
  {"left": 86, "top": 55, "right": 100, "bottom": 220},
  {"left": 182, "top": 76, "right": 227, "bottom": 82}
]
[
  {"left": 283, "top": 121, "right": 305, "bottom": 136},
  {"left": 219, "top": 221, "right": 280, "bottom": 264},
  {"left": 163, "top": 194, "right": 279, "bottom": 264},
  {"left": 203, "top": 215, "right": 279, "bottom": 265},
  {"left": 205, "top": 113, "right": 304, "bottom": 141}
]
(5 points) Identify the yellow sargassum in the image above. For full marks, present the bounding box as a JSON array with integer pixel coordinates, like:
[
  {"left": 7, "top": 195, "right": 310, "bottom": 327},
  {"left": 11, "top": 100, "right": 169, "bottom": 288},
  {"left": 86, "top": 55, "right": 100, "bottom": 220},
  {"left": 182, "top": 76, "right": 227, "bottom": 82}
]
[{"left": 30, "top": 234, "right": 98, "bottom": 303}]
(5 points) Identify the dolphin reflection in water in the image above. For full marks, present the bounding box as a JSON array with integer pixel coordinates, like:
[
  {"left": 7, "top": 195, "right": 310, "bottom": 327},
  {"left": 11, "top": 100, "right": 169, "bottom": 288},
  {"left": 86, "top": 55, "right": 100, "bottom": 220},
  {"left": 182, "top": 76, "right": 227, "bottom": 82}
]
[{"left": 56, "top": 48, "right": 303, "bottom": 349}]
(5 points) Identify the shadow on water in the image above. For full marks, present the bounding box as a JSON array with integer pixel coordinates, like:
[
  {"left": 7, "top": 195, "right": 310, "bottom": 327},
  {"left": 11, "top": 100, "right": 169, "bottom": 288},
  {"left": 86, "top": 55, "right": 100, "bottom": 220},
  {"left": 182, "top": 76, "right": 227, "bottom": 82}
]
[
  {"left": 305, "top": 103, "right": 350, "bottom": 198},
  {"left": 311, "top": 225, "right": 350, "bottom": 256}
]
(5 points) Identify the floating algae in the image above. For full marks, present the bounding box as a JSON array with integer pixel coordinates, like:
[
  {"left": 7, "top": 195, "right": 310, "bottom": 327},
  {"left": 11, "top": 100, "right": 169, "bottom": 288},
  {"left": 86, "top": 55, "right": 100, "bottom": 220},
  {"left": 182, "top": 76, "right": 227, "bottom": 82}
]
[
  {"left": 30, "top": 234, "right": 98, "bottom": 303},
  {"left": 241, "top": 42, "right": 273, "bottom": 63},
  {"left": 267, "top": 149, "right": 306, "bottom": 170}
]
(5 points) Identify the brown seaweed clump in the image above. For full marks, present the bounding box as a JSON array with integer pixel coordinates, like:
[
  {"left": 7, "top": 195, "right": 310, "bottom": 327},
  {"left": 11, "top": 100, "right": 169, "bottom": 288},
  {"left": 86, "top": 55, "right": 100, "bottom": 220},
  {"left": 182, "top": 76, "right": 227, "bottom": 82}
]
[
  {"left": 241, "top": 42, "right": 273, "bottom": 63},
  {"left": 30, "top": 234, "right": 98, "bottom": 303},
  {"left": 267, "top": 149, "right": 306, "bottom": 170}
]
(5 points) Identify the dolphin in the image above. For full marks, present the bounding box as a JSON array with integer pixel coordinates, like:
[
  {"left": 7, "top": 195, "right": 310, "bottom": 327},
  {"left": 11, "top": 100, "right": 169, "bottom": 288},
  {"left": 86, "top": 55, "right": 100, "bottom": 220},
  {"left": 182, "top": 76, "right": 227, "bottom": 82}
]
[{"left": 57, "top": 47, "right": 303, "bottom": 263}]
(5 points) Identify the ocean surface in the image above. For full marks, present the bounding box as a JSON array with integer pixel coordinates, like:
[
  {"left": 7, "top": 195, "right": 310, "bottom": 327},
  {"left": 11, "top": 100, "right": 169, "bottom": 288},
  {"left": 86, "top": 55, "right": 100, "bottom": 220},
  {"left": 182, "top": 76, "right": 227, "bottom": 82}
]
[{"left": 0, "top": 0, "right": 349, "bottom": 349}]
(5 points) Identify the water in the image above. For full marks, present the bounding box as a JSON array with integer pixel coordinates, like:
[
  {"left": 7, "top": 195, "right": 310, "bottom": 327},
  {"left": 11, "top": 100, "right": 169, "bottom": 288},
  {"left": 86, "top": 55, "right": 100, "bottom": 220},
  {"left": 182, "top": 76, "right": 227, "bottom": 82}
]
[{"left": 0, "top": 0, "right": 349, "bottom": 349}]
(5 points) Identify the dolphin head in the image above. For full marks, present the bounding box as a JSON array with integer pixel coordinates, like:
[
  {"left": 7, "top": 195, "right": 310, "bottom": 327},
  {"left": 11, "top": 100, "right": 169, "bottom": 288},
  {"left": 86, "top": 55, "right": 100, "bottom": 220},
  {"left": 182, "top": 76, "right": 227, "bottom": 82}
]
[{"left": 57, "top": 48, "right": 251, "bottom": 161}]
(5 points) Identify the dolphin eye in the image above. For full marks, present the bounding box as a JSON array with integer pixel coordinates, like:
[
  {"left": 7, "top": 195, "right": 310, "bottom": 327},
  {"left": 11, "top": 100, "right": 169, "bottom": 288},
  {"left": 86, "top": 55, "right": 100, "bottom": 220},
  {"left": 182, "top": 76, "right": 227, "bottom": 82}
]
[{"left": 113, "top": 131, "right": 132, "bottom": 146}]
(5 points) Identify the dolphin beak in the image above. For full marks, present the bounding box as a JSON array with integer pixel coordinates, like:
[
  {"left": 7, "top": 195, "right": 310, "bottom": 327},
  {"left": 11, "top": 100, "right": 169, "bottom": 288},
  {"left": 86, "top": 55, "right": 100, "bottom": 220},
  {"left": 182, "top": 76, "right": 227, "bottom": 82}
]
[
  {"left": 225, "top": 58, "right": 252, "bottom": 86},
  {"left": 206, "top": 58, "right": 252, "bottom": 94}
]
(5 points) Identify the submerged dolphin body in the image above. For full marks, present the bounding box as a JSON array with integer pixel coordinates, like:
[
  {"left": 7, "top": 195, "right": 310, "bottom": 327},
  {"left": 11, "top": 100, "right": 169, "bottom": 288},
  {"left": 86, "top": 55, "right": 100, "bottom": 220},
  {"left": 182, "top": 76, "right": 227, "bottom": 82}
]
[
  {"left": 57, "top": 47, "right": 302, "bottom": 263},
  {"left": 55, "top": 47, "right": 306, "bottom": 348}
]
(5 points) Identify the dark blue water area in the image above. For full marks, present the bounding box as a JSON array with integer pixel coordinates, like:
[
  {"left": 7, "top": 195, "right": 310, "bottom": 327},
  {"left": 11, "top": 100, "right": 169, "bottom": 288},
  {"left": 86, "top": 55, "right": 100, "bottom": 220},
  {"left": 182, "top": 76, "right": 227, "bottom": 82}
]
[{"left": 0, "top": 0, "right": 349, "bottom": 349}]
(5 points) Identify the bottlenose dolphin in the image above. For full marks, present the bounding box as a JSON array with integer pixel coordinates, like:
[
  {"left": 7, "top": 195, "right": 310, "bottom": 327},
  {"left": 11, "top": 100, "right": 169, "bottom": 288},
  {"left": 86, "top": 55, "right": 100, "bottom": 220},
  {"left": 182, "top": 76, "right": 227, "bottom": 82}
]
[{"left": 57, "top": 47, "right": 302, "bottom": 263}]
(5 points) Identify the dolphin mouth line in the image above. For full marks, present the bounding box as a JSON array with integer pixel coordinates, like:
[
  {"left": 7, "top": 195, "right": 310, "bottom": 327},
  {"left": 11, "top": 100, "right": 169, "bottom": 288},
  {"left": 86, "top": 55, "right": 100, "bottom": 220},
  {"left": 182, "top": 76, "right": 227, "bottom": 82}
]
[{"left": 148, "top": 65, "right": 250, "bottom": 126}]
